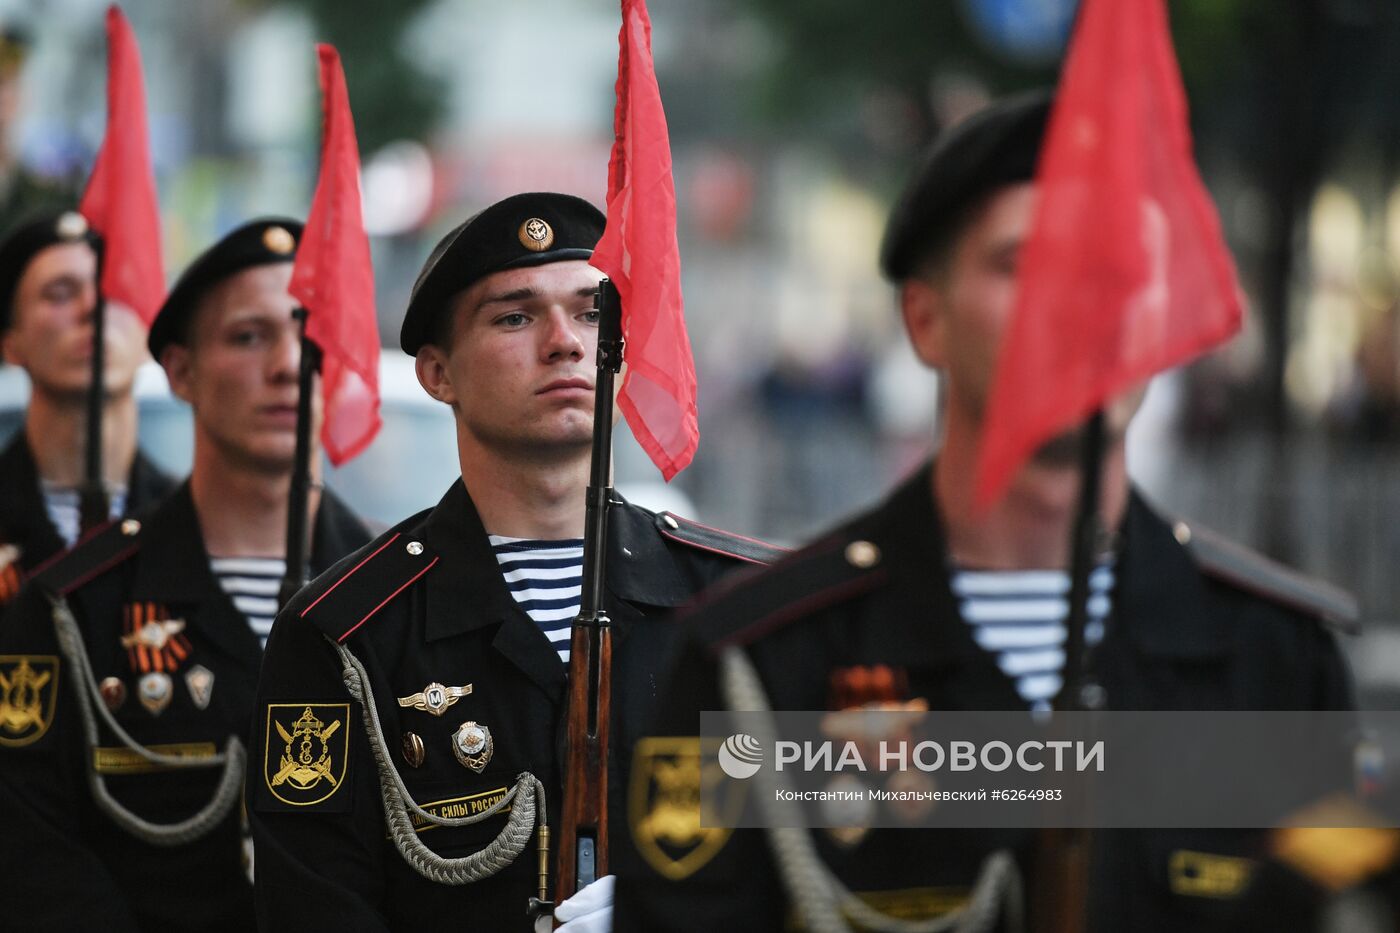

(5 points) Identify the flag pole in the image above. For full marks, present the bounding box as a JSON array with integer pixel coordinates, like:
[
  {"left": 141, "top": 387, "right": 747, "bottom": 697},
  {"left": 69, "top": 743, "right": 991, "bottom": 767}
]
[
  {"left": 1031, "top": 407, "right": 1105, "bottom": 933},
  {"left": 1057, "top": 407, "right": 1104, "bottom": 711},
  {"left": 541, "top": 277, "right": 623, "bottom": 921},
  {"left": 278, "top": 307, "right": 320, "bottom": 608},
  {"left": 78, "top": 256, "right": 109, "bottom": 536}
]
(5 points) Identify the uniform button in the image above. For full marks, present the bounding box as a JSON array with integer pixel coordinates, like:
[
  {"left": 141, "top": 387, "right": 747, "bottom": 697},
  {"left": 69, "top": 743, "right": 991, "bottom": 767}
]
[
  {"left": 845, "top": 540, "right": 880, "bottom": 569},
  {"left": 406, "top": 541, "right": 424, "bottom": 556},
  {"left": 1172, "top": 521, "right": 1192, "bottom": 546},
  {"left": 121, "top": 519, "right": 141, "bottom": 536},
  {"left": 1078, "top": 682, "right": 1107, "bottom": 710},
  {"left": 661, "top": 514, "right": 680, "bottom": 531}
]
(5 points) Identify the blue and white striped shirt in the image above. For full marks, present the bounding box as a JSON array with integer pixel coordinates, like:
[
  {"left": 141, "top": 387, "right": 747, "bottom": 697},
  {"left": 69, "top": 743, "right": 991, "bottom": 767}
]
[
  {"left": 490, "top": 535, "right": 584, "bottom": 665},
  {"left": 950, "top": 562, "right": 1114, "bottom": 712},
  {"left": 209, "top": 556, "right": 285, "bottom": 649}
]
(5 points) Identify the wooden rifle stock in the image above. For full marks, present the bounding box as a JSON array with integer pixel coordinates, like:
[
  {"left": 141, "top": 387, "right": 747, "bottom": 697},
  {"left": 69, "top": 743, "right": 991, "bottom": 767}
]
[{"left": 549, "top": 279, "right": 624, "bottom": 920}]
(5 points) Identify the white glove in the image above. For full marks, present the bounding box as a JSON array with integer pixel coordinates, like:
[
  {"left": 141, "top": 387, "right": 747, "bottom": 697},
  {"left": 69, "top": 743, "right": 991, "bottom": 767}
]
[{"left": 554, "top": 874, "right": 615, "bottom": 933}]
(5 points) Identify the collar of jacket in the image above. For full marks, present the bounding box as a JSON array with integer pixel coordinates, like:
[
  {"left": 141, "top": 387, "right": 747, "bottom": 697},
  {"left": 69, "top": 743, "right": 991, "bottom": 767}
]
[
  {"left": 0, "top": 431, "right": 64, "bottom": 564},
  {"left": 0, "top": 431, "right": 175, "bottom": 568},
  {"left": 420, "top": 479, "right": 692, "bottom": 645},
  {"left": 128, "top": 480, "right": 368, "bottom": 605},
  {"left": 1115, "top": 488, "right": 1228, "bottom": 659},
  {"left": 855, "top": 463, "right": 1227, "bottom": 667}
]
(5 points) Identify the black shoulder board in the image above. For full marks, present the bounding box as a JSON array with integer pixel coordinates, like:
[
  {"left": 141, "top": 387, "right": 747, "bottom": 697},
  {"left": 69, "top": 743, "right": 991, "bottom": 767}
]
[
  {"left": 1178, "top": 520, "right": 1360, "bottom": 634},
  {"left": 299, "top": 530, "right": 438, "bottom": 642},
  {"left": 654, "top": 512, "right": 789, "bottom": 565},
  {"left": 693, "top": 536, "right": 888, "bottom": 652},
  {"left": 30, "top": 518, "right": 143, "bottom": 597}
]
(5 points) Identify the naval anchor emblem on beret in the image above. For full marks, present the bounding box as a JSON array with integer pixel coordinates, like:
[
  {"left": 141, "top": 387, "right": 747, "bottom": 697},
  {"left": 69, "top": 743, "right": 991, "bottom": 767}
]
[
  {"left": 262, "top": 225, "right": 296, "bottom": 255},
  {"left": 264, "top": 703, "right": 350, "bottom": 806},
  {"left": 518, "top": 217, "right": 554, "bottom": 252},
  {"left": 55, "top": 211, "right": 89, "bottom": 240}
]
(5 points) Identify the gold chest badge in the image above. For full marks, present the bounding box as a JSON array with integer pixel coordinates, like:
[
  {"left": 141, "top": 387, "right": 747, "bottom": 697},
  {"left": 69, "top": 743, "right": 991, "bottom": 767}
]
[
  {"left": 0, "top": 655, "right": 60, "bottom": 747},
  {"left": 264, "top": 703, "right": 350, "bottom": 806}
]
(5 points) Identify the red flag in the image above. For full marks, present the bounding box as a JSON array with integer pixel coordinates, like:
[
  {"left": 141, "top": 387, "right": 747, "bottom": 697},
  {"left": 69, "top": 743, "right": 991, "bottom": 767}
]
[
  {"left": 289, "top": 44, "right": 381, "bottom": 466},
  {"left": 974, "top": 0, "right": 1243, "bottom": 507},
  {"left": 79, "top": 5, "right": 165, "bottom": 326},
  {"left": 590, "top": 0, "right": 698, "bottom": 481}
]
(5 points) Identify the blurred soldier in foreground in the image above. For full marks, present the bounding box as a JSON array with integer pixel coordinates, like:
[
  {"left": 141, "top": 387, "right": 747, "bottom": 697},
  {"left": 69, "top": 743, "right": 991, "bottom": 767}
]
[
  {"left": 614, "top": 93, "right": 1356, "bottom": 933},
  {"left": 0, "top": 210, "right": 173, "bottom": 614},
  {"left": 248, "top": 192, "right": 780, "bottom": 931},
  {"left": 0, "top": 218, "right": 371, "bottom": 931}
]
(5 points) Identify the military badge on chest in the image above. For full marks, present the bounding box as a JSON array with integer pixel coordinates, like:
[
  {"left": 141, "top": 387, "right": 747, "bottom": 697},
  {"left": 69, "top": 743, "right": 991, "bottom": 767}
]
[
  {"left": 0, "top": 543, "right": 23, "bottom": 605},
  {"left": 121, "top": 602, "right": 192, "bottom": 675},
  {"left": 263, "top": 703, "right": 351, "bottom": 806},
  {"left": 397, "top": 680, "right": 492, "bottom": 773}
]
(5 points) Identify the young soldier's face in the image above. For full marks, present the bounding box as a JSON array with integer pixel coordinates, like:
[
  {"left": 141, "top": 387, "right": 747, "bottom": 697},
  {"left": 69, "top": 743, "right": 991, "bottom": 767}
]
[
  {"left": 1, "top": 241, "right": 147, "bottom": 399},
  {"left": 902, "top": 180, "right": 1145, "bottom": 450},
  {"left": 903, "top": 182, "right": 1035, "bottom": 425},
  {"left": 163, "top": 262, "right": 317, "bottom": 473},
  {"left": 417, "top": 260, "right": 605, "bottom": 459}
]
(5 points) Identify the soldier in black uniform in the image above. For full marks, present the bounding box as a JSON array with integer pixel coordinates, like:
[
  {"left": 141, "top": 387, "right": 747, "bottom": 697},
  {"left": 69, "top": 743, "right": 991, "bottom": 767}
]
[
  {"left": 0, "top": 218, "right": 371, "bottom": 931},
  {"left": 614, "top": 93, "right": 1356, "bottom": 933},
  {"left": 0, "top": 210, "right": 174, "bottom": 612},
  {"left": 248, "top": 192, "right": 782, "bottom": 932}
]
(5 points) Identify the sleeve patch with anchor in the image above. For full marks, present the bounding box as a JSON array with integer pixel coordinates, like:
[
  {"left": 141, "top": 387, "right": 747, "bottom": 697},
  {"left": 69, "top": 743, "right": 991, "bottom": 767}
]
[
  {"left": 0, "top": 655, "right": 60, "bottom": 747},
  {"left": 261, "top": 702, "right": 351, "bottom": 808}
]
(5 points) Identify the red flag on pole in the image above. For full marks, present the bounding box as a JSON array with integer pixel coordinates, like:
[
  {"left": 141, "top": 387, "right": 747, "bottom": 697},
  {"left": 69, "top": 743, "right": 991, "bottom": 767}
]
[
  {"left": 289, "top": 44, "right": 382, "bottom": 466},
  {"left": 590, "top": 0, "right": 698, "bottom": 481},
  {"left": 974, "top": 0, "right": 1243, "bottom": 508},
  {"left": 79, "top": 5, "right": 165, "bottom": 326}
]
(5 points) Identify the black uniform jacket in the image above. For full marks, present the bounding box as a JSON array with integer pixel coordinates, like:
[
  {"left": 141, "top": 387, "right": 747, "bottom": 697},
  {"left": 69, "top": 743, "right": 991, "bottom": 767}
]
[
  {"left": 0, "top": 482, "right": 369, "bottom": 932},
  {"left": 0, "top": 431, "right": 174, "bottom": 612},
  {"left": 615, "top": 464, "right": 1356, "bottom": 933},
  {"left": 248, "top": 479, "right": 783, "bottom": 933}
]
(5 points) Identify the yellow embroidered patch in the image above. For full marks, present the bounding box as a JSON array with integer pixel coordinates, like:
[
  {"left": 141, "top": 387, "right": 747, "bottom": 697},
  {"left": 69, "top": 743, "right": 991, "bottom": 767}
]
[
  {"left": 0, "top": 655, "right": 59, "bottom": 747},
  {"left": 629, "top": 736, "right": 738, "bottom": 881},
  {"left": 94, "top": 741, "right": 218, "bottom": 774},
  {"left": 409, "top": 787, "right": 511, "bottom": 834},
  {"left": 264, "top": 703, "right": 350, "bottom": 806},
  {"left": 1169, "top": 849, "right": 1255, "bottom": 898}
]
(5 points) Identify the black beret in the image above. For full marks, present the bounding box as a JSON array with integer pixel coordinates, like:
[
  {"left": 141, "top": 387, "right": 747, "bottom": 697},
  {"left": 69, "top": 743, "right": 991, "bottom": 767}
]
[
  {"left": 399, "top": 192, "right": 606, "bottom": 355},
  {"left": 880, "top": 90, "right": 1052, "bottom": 281},
  {"left": 148, "top": 217, "right": 303, "bottom": 359},
  {"left": 0, "top": 209, "right": 100, "bottom": 332}
]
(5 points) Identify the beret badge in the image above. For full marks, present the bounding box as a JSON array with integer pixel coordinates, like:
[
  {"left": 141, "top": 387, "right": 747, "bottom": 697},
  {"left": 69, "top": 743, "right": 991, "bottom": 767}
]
[
  {"left": 262, "top": 226, "right": 296, "bottom": 255},
  {"left": 55, "top": 211, "right": 89, "bottom": 241},
  {"left": 518, "top": 217, "right": 554, "bottom": 252}
]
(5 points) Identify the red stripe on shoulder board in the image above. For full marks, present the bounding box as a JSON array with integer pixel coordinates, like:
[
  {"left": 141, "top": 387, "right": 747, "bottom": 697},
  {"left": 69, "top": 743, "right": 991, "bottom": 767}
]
[
  {"left": 61, "top": 544, "right": 141, "bottom": 596},
  {"left": 659, "top": 530, "right": 767, "bottom": 565},
  {"left": 670, "top": 515, "right": 788, "bottom": 552},
  {"left": 338, "top": 556, "right": 439, "bottom": 642},
  {"left": 301, "top": 533, "right": 400, "bottom": 618},
  {"left": 28, "top": 519, "right": 119, "bottom": 579}
]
